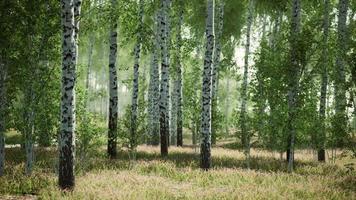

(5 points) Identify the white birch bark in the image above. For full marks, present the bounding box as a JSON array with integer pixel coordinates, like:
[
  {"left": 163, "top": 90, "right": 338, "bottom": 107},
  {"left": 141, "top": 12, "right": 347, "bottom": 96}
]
[
  {"left": 166, "top": 0, "right": 172, "bottom": 146},
  {"left": 130, "top": 0, "right": 144, "bottom": 153},
  {"left": 59, "top": 0, "right": 78, "bottom": 190},
  {"left": 160, "top": 0, "right": 170, "bottom": 156},
  {"left": 200, "top": 0, "right": 214, "bottom": 170},
  {"left": 211, "top": 1, "right": 224, "bottom": 145},
  {"left": 108, "top": 0, "right": 118, "bottom": 158},
  {"left": 86, "top": 34, "right": 95, "bottom": 103},
  {"left": 170, "top": 80, "right": 177, "bottom": 145},
  {"left": 148, "top": 13, "right": 161, "bottom": 145}
]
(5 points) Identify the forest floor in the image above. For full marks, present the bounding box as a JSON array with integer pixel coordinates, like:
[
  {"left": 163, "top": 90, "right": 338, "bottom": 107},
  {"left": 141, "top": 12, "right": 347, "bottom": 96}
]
[{"left": 0, "top": 140, "right": 356, "bottom": 200}]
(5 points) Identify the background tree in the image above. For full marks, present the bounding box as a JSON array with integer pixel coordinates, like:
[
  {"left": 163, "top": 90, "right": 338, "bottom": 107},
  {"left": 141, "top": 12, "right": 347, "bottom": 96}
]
[
  {"left": 332, "top": 0, "right": 349, "bottom": 147},
  {"left": 130, "top": 0, "right": 144, "bottom": 157}
]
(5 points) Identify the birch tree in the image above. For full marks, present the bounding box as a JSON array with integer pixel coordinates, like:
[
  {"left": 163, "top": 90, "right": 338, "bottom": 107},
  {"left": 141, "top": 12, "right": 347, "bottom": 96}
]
[
  {"left": 176, "top": 0, "right": 184, "bottom": 147},
  {"left": 211, "top": 1, "right": 224, "bottom": 145},
  {"left": 287, "top": 0, "right": 301, "bottom": 173},
  {"left": 200, "top": 0, "right": 214, "bottom": 170},
  {"left": 131, "top": 0, "right": 144, "bottom": 154},
  {"left": 24, "top": 87, "right": 35, "bottom": 175},
  {"left": 240, "top": 0, "right": 254, "bottom": 169},
  {"left": 59, "top": 0, "right": 79, "bottom": 190},
  {"left": 85, "top": 0, "right": 95, "bottom": 108},
  {"left": 332, "top": 0, "right": 349, "bottom": 147},
  {"left": 170, "top": 81, "right": 178, "bottom": 145},
  {"left": 108, "top": 0, "right": 118, "bottom": 159},
  {"left": 160, "top": 0, "right": 170, "bottom": 156},
  {"left": 166, "top": 0, "right": 172, "bottom": 146},
  {"left": 148, "top": 13, "right": 160, "bottom": 146},
  {"left": 318, "top": 0, "right": 330, "bottom": 162}
]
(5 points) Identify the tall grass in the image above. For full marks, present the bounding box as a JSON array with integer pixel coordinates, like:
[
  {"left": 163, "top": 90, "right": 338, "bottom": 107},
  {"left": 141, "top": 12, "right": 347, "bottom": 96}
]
[{"left": 0, "top": 145, "right": 355, "bottom": 199}]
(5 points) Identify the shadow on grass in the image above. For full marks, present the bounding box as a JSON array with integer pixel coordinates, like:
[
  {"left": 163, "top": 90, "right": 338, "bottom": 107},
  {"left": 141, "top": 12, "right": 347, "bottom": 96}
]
[
  {"left": 2, "top": 146, "right": 356, "bottom": 195},
  {"left": 3, "top": 146, "right": 326, "bottom": 174}
]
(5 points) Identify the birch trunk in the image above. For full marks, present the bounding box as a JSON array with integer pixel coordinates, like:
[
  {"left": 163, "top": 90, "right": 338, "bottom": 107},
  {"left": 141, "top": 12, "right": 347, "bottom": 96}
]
[
  {"left": 318, "top": 0, "right": 330, "bottom": 162},
  {"left": 211, "top": 1, "right": 224, "bottom": 145},
  {"left": 108, "top": 0, "right": 118, "bottom": 159},
  {"left": 287, "top": 0, "right": 301, "bottom": 173},
  {"left": 160, "top": 0, "right": 170, "bottom": 156},
  {"left": 130, "top": 0, "right": 144, "bottom": 154},
  {"left": 267, "top": 14, "right": 281, "bottom": 151},
  {"left": 352, "top": 58, "right": 356, "bottom": 136},
  {"left": 0, "top": 58, "right": 6, "bottom": 176},
  {"left": 200, "top": 0, "right": 214, "bottom": 170},
  {"left": 170, "top": 80, "right": 177, "bottom": 145},
  {"left": 24, "top": 88, "right": 35, "bottom": 176},
  {"left": 176, "top": 0, "right": 184, "bottom": 147},
  {"left": 148, "top": 13, "right": 161, "bottom": 146},
  {"left": 225, "top": 78, "right": 230, "bottom": 135},
  {"left": 333, "top": 0, "right": 349, "bottom": 146},
  {"left": 192, "top": 47, "right": 201, "bottom": 146},
  {"left": 166, "top": 0, "right": 172, "bottom": 146},
  {"left": 86, "top": 34, "right": 95, "bottom": 105},
  {"left": 59, "top": 0, "right": 79, "bottom": 190},
  {"left": 256, "top": 15, "right": 267, "bottom": 143},
  {"left": 240, "top": 0, "right": 254, "bottom": 169}
]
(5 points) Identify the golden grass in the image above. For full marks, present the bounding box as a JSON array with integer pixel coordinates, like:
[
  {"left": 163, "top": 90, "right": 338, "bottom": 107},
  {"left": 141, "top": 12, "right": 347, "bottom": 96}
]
[{"left": 1, "top": 145, "right": 355, "bottom": 200}]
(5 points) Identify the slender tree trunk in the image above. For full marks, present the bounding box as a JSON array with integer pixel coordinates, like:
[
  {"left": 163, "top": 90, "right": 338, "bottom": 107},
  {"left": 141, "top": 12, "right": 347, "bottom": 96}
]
[
  {"left": 130, "top": 0, "right": 144, "bottom": 155},
  {"left": 160, "top": 0, "right": 170, "bottom": 156},
  {"left": 0, "top": 58, "right": 7, "bottom": 176},
  {"left": 74, "top": 0, "right": 81, "bottom": 67},
  {"left": 59, "top": 0, "right": 80, "bottom": 190},
  {"left": 211, "top": 1, "right": 224, "bottom": 145},
  {"left": 352, "top": 94, "right": 356, "bottom": 136},
  {"left": 200, "top": 0, "right": 214, "bottom": 170},
  {"left": 333, "top": 0, "right": 349, "bottom": 146},
  {"left": 256, "top": 15, "right": 267, "bottom": 142},
  {"left": 24, "top": 88, "right": 35, "bottom": 176},
  {"left": 170, "top": 80, "right": 177, "bottom": 145},
  {"left": 352, "top": 58, "right": 356, "bottom": 137},
  {"left": 25, "top": 119, "right": 34, "bottom": 176},
  {"left": 82, "top": 31, "right": 94, "bottom": 153},
  {"left": 166, "top": 0, "right": 172, "bottom": 147},
  {"left": 318, "top": 0, "right": 330, "bottom": 162},
  {"left": 192, "top": 123, "right": 197, "bottom": 145},
  {"left": 148, "top": 13, "right": 160, "bottom": 146},
  {"left": 268, "top": 14, "right": 281, "bottom": 152},
  {"left": 240, "top": 0, "right": 254, "bottom": 169},
  {"left": 176, "top": 0, "right": 184, "bottom": 147},
  {"left": 225, "top": 77, "right": 230, "bottom": 135},
  {"left": 108, "top": 0, "right": 118, "bottom": 159},
  {"left": 192, "top": 46, "right": 201, "bottom": 146},
  {"left": 86, "top": 34, "right": 95, "bottom": 105},
  {"left": 269, "top": 13, "right": 281, "bottom": 48},
  {"left": 287, "top": 0, "right": 301, "bottom": 173}
]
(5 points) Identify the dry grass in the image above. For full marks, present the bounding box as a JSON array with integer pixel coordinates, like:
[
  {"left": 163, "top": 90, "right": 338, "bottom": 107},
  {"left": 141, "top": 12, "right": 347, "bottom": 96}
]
[{"left": 0, "top": 145, "right": 355, "bottom": 200}]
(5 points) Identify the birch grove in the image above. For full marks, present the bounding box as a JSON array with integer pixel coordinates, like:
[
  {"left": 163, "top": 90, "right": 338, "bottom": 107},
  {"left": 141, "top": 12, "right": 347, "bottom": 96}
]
[{"left": 0, "top": 0, "right": 355, "bottom": 195}]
